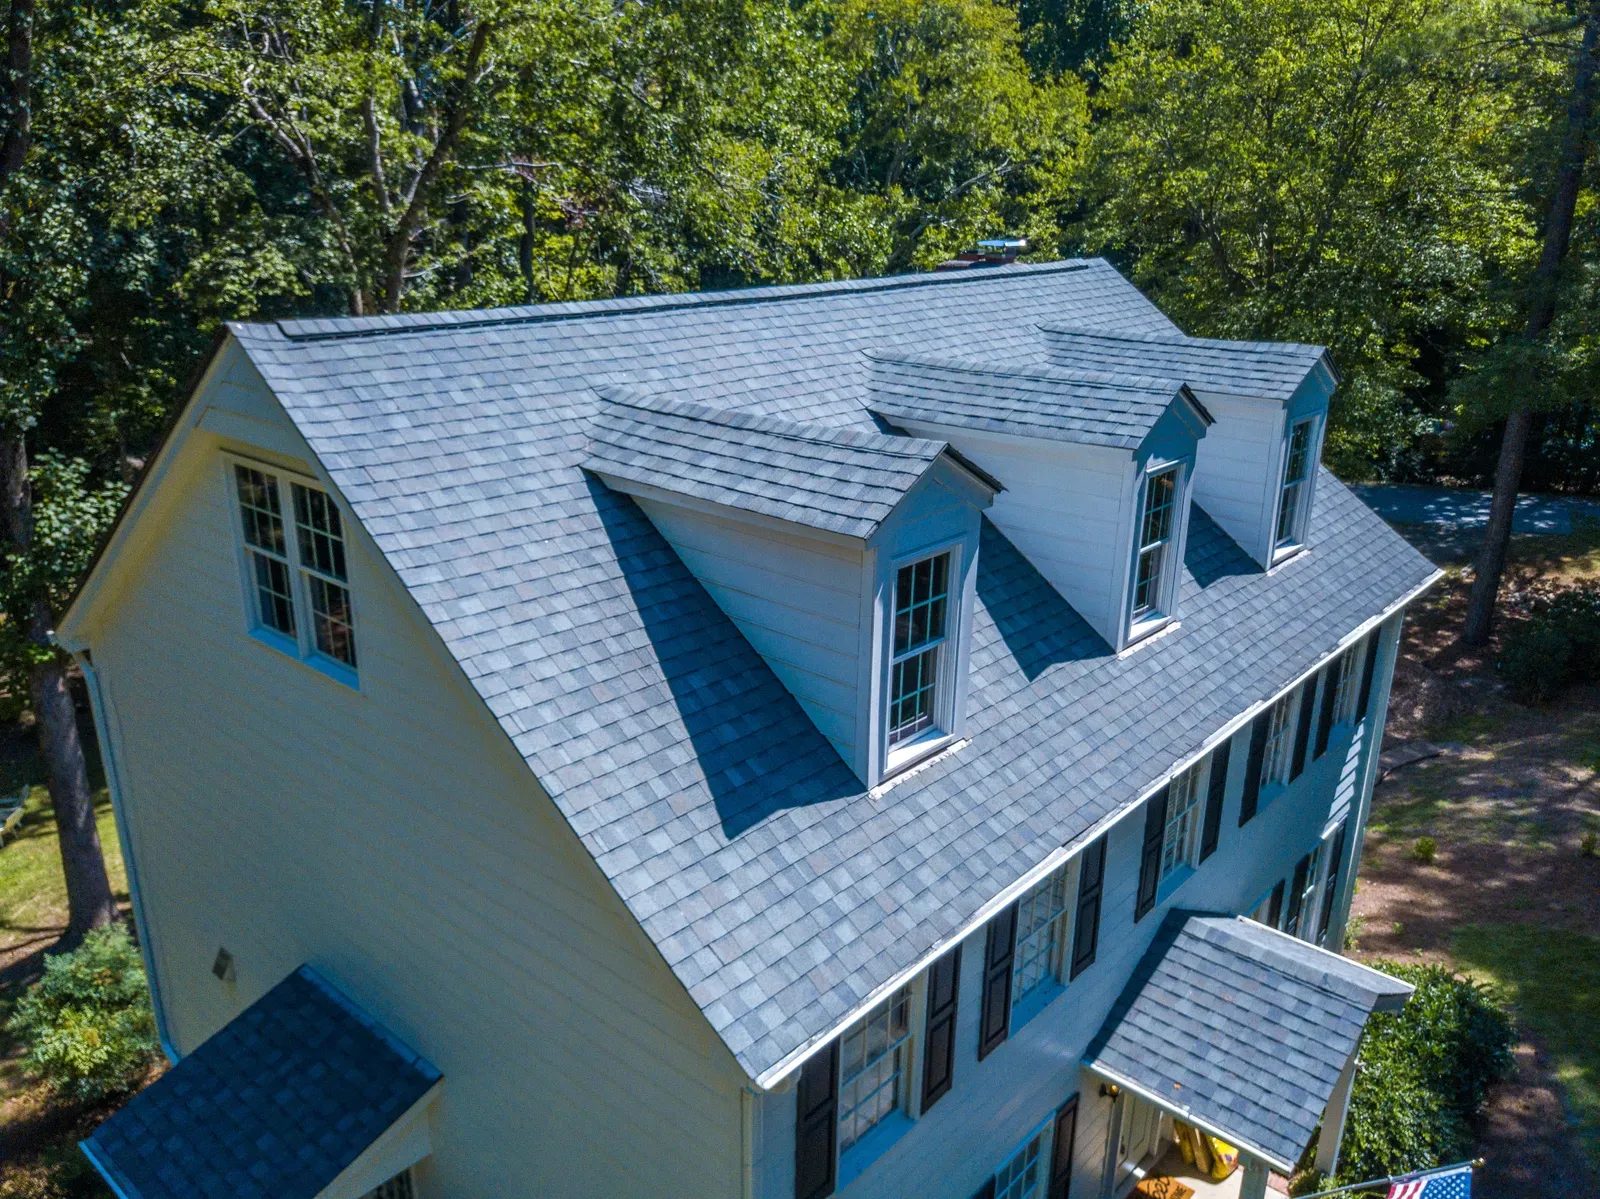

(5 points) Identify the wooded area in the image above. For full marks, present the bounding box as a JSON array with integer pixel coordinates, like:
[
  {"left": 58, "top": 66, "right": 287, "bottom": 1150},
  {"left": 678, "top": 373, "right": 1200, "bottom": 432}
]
[{"left": 3, "top": 0, "right": 1600, "bottom": 936}]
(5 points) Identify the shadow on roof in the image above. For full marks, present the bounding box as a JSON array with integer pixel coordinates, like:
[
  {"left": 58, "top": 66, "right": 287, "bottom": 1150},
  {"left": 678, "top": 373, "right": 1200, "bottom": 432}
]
[
  {"left": 589, "top": 477, "right": 860, "bottom": 839},
  {"left": 1183, "top": 505, "right": 1261, "bottom": 588},
  {"left": 974, "top": 519, "right": 1112, "bottom": 683}
]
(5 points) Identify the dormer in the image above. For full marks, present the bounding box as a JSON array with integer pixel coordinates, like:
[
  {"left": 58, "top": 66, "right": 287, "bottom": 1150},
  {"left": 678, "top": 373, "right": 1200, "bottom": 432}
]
[
  {"left": 865, "top": 352, "right": 1212, "bottom": 651},
  {"left": 1040, "top": 327, "right": 1337, "bottom": 568},
  {"left": 582, "top": 388, "right": 1000, "bottom": 788}
]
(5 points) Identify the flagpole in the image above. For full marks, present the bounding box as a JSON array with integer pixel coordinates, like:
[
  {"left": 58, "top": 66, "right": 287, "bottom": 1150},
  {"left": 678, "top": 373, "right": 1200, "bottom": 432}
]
[{"left": 1293, "top": 1158, "right": 1484, "bottom": 1197}]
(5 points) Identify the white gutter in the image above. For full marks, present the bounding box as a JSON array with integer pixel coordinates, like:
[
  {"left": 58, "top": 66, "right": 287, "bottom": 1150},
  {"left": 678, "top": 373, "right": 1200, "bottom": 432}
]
[
  {"left": 77, "top": 653, "right": 178, "bottom": 1062},
  {"left": 752, "top": 567, "right": 1444, "bottom": 1091}
]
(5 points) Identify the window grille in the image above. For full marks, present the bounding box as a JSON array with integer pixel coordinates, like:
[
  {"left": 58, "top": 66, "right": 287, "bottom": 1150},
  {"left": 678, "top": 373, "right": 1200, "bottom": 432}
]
[
  {"left": 1275, "top": 420, "right": 1314, "bottom": 548},
  {"left": 1012, "top": 865, "right": 1070, "bottom": 1008},
  {"left": 838, "top": 985, "right": 912, "bottom": 1153},
  {"left": 234, "top": 466, "right": 296, "bottom": 637},
  {"left": 293, "top": 483, "right": 357, "bottom": 667},
  {"left": 888, "top": 553, "right": 950, "bottom": 746},
  {"left": 1132, "top": 468, "right": 1179, "bottom": 624},
  {"left": 1160, "top": 761, "right": 1203, "bottom": 879},
  {"left": 992, "top": 1121, "right": 1052, "bottom": 1199}
]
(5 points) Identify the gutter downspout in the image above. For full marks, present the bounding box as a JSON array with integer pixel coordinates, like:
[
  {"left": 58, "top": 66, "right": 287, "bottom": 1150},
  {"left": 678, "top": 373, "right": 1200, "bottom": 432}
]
[{"left": 76, "top": 652, "right": 177, "bottom": 1061}]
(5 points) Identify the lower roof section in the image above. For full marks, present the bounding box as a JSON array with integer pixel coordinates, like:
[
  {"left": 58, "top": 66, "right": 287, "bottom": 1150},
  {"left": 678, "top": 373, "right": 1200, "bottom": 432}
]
[
  {"left": 82, "top": 967, "right": 440, "bottom": 1199},
  {"left": 1083, "top": 911, "right": 1412, "bottom": 1172}
]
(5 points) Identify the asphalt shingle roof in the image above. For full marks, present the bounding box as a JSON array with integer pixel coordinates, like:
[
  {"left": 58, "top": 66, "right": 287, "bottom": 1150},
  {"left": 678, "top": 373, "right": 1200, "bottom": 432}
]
[
  {"left": 582, "top": 386, "right": 958, "bottom": 540},
  {"left": 1085, "top": 912, "right": 1413, "bottom": 1171},
  {"left": 865, "top": 350, "right": 1202, "bottom": 450},
  {"left": 83, "top": 967, "right": 439, "bottom": 1199},
  {"left": 221, "top": 259, "right": 1437, "bottom": 1083},
  {"left": 1040, "top": 326, "right": 1333, "bottom": 401}
]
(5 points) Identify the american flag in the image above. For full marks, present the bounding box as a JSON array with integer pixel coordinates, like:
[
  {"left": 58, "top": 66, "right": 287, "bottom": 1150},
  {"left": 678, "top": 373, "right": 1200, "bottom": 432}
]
[{"left": 1387, "top": 1164, "right": 1473, "bottom": 1199}]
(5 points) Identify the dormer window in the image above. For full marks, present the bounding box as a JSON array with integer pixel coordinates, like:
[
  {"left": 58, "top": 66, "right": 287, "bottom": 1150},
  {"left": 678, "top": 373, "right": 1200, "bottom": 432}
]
[
  {"left": 1130, "top": 466, "right": 1180, "bottom": 628},
  {"left": 1275, "top": 418, "right": 1316, "bottom": 551},
  {"left": 888, "top": 553, "right": 951, "bottom": 748}
]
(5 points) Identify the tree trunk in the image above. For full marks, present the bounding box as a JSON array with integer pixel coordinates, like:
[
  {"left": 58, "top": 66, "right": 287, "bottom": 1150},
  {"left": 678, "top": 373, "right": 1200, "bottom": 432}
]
[
  {"left": 0, "top": 436, "right": 116, "bottom": 949},
  {"left": 1462, "top": 5, "right": 1600, "bottom": 645}
]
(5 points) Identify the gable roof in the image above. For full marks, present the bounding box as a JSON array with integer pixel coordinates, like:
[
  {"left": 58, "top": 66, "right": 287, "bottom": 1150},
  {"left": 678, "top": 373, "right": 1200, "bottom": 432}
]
[
  {"left": 583, "top": 386, "right": 993, "bottom": 540},
  {"left": 1040, "top": 326, "right": 1334, "bottom": 401},
  {"left": 82, "top": 967, "right": 440, "bottom": 1199},
  {"left": 865, "top": 351, "right": 1209, "bottom": 451},
  {"left": 1085, "top": 912, "right": 1413, "bottom": 1171},
  {"left": 73, "top": 260, "right": 1436, "bottom": 1086}
]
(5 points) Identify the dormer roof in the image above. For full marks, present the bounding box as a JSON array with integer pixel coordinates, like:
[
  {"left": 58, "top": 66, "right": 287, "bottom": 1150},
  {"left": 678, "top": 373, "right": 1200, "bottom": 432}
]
[
  {"left": 1039, "top": 326, "right": 1335, "bottom": 401},
  {"left": 865, "top": 351, "right": 1211, "bottom": 451},
  {"left": 583, "top": 387, "right": 996, "bottom": 541}
]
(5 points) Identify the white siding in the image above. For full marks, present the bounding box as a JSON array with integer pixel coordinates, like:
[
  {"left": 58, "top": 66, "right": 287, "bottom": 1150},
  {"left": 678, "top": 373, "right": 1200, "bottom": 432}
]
[
  {"left": 79, "top": 360, "right": 748, "bottom": 1199},
  {"left": 1190, "top": 393, "right": 1283, "bottom": 565}
]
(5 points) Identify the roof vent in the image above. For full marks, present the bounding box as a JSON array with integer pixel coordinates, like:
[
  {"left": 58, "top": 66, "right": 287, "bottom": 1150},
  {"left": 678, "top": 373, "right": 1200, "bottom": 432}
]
[{"left": 934, "top": 237, "right": 1027, "bottom": 272}]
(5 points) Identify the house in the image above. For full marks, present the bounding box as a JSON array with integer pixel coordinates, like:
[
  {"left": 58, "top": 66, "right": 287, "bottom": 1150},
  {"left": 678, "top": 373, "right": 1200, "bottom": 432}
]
[{"left": 57, "top": 258, "right": 1441, "bottom": 1199}]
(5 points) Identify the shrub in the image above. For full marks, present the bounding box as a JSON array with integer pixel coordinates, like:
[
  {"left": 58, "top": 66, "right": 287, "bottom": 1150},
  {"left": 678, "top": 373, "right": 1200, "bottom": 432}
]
[
  {"left": 1546, "top": 583, "right": 1600, "bottom": 682},
  {"left": 1498, "top": 620, "right": 1574, "bottom": 703},
  {"left": 1332, "top": 962, "right": 1513, "bottom": 1185},
  {"left": 4, "top": 925, "right": 158, "bottom": 1102},
  {"left": 1582, "top": 831, "right": 1598, "bottom": 858},
  {"left": 1410, "top": 836, "right": 1437, "bottom": 865}
]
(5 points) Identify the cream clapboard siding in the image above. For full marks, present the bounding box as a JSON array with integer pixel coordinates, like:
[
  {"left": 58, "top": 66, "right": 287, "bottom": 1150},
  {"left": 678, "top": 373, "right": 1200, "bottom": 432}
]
[
  {"left": 79, "top": 346, "right": 749, "bottom": 1199},
  {"left": 752, "top": 613, "right": 1402, "bottom": 1199}
]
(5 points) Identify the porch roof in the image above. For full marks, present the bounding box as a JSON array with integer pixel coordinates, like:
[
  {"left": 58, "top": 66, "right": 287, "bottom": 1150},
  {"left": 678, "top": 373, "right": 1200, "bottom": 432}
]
[
  {"left": 81, "top": 966, "right": 440, "bottom": 1199},
  {"left": 1083, "top": 911, "right": 1412, "bottom": 1173}
]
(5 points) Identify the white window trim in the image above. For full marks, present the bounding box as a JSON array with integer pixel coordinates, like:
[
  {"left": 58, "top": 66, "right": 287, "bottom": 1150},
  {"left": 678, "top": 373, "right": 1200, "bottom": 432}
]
[
  {"left": 223, "top": 454, "right": 360, "bottom": 688},
  {"left": 1272, "top": 416, "right": 1320, "bottom": 559},
  {"left": 1127, "top": 461, "right": 1186, "bottom": 641},
  {"left": 1261, "top": 691, "right": 1296, "bottom": 790},
  {"left": 1159, "top": 759, "right": 1205, "bottom": 883},
  {"left": 882, "top": 539, "right": 966, "bottom": 778},
  {"left": 988, "top": 1113, "right": 1056, "bottom": 1199},
  {"left": 834, "top": 978, "right": 927, "bottom": 1187},
  {"left": 1010, "top": 859, "right": 1077, "bottom": 1024}
]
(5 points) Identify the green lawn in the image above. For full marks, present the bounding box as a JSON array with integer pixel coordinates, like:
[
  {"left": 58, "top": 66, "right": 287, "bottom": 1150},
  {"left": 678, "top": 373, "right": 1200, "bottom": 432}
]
[
  {"left": 0, "top": 785, "right": 126, "bottom": 961},
  {"left": 1452, "top": 924, "right": 1600, "bottom": 1172}
]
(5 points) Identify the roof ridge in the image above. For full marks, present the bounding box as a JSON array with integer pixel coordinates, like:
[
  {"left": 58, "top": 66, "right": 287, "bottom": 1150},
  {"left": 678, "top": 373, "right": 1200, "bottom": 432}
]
[
  {"left": 261, "top": 260, "right": 1096, "bottom": 344},
  {"left": 1040, "top": 323, "right": 1327, "bottom": 357},
  {"left": 594, "top": 384, "right": 948, "bottom": 462},
  {"left": 865, "top": 348, "right": 1186, "bottom": 397},
  {"left": 1185, "top": 914, "right": 1411, "bottom": 1006}
]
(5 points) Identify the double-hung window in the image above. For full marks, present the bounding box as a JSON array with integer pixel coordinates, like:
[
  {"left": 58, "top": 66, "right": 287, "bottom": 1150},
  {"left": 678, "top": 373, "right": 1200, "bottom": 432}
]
[
  {"left": 1262, "top": 692, "right": 1296, "bottom": 788},
  {"left": 989, "top": 1118, "right": 1053, "bottom": 1199},
  {"left": 1275, "top": 419, "right": 1315, "bottom": 550},
  {"left": 1160, "top": 762, "right": 1203, "bottom": 880},
  {"left": 1131, "top": 466, "right": 1179, "bottom": 627},
  {"left": 888, "top": 553, "right": 950, "bottom": 749},
  {"left": 838, "top": 985, "right": 913, "bottom": 1157},
  {"left": 1012, "top": 864, "right": 1070, "bottom": 1016},
  {"left": 1330, "top": 646, "right": 1358, "bottom": 725},
  {"left": 232, "top": 462, "right": 358, "bottom": 677}
]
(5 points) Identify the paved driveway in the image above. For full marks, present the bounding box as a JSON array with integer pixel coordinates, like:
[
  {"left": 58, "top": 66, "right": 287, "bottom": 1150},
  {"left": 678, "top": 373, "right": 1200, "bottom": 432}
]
[{"left": 1350, "top": 484, "right": 1600, "bottom": 534}]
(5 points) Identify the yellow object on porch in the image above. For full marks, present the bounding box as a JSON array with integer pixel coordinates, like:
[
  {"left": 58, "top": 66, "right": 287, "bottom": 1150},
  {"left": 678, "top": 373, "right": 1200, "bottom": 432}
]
[
  {"left": 1132, "top": 1178, "right": 1194, "bottom": 1199},
  {"left": 1203, "top": 1135, "right": 1239, "bottom": 1181}
]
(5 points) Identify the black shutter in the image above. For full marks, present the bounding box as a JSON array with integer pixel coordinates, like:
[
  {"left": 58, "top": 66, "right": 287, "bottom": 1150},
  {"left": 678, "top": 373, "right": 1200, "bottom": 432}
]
[
  {"left": 1289, "top": 682, "right": 1316, "bottom": 781},
  {"left": 1048, "top": 1094, "right": 1079, "bottom": 1199},
  {"left": 1239, "top": 712, "right": 1271, "bottom": 826},
  {"left": 1069, "top": 836, "right": 1106, "bottom": 980},
  {"left": 1285, "top": 853, "right": 1311, "bottom": 936},
  {"left": 921, "top": 945, "right": 962, "bottom": 1111},
  {"left": 1199, "top": 742, "right": 1230, "bottom": 863},
  {"left": 1135, "top": 785, "right": 1170, "bottom": 922},
  {"left": 1317, "top": 824, "right": 1349, "bottom": 944},
  {"left": 1356, "top": 632, "right": 1381, "bottom": 720},
  {"left": 794, "top": 1040, "right": 838, "bottom": 1199},
  {"left": 1314, "top": 663, "right": 1338, "bottom": 759},
  {"left": 978, "top": 905, "right": 1017, "bottom": 1060},
  {"left": 971, "top": 1178, "right": 997, "bottom": 1199},
  {"left": 1266, "top": 878, "right": 1285, "bottom": 928}
]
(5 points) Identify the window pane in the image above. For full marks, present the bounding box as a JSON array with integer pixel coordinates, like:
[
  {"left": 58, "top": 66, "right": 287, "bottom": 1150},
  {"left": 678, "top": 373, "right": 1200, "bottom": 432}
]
[
  {"left": 1013, "top": 866, "right": 1070, "bottom": 1005},
  {"left": 236, "top": 466, "right": 287, "bottom": 556},
  {"left": 1264, "top": 693, "right": 1295, "bottom": 785},
  {"left": 888, "top": 647, "right": 938, "bottom": 745},
  {"left": 309, "top": 576, "right": 358, "bottom": 667},
  {"left": 1161, "top": 763, "right": 1203, "bottom": 878},
  {"left": 251, "top": 552, "right": 296, "bottom": 636},
  {"left": 994, "top": 1127, "right": 1050, "bottom": 1199},
  {"left": 893, "top": 552, "right": 950, "bottom": 657},
  {"left": 1132, "top": 468, "right": 1179, "bottom": 624},
  {"left": 1276, "top": 421, "right": 1314, "bottom": 546},
  {"left": 293, "top": 483, "right": 349, "bottom": 581},
  {"left": 838, "top": 986, "right": 911, "bottom": 1153}
]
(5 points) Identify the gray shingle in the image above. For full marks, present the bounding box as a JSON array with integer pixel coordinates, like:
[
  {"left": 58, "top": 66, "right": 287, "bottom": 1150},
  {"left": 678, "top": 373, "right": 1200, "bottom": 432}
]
[
  {"left": 866, "top": 350, "right": 1200, "bottom": 449},
  {"left": 83, "top": 967, "right": 439, "bottom": 1199},
  {"left": 582, "top": 387, "right": 954, "bottom": 539},
  {"left": 223, "top": 259, "right": 1437, "bottom": 1083},
  {"left": 1085, "top": 912, "right": 1412, "bottom": 1171},
  {"left": 1040, "top": 326, "right": 1333, "bottom": 400}
]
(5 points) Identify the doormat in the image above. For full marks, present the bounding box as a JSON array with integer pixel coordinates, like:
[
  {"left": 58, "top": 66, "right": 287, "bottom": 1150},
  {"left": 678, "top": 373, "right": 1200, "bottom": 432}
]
[{"left": 1133, "top": 1179, "right": 1195, "bottom": 1199}]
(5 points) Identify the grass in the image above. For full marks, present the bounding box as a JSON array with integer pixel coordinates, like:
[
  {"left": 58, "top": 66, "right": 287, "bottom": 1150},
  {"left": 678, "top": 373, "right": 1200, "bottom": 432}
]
[
  {"left": 1453, "top": 924, "right": 1600, "bottom": 1172},
  {"left": 0, "top": 786, "right": 126, "bottom": 961}
]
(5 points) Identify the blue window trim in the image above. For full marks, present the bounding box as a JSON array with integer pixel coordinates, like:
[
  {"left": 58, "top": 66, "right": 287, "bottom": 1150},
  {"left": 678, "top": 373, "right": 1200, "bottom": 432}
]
[
  {"left": 1010, "top": 977, "right": 1066, "bottom": 1033},
  {"left": 1156, "top": 863, "right": 1195, "bottom": 906},
  {"left": 837, "top": 1109, "right": 913, "bottom": 1189}
]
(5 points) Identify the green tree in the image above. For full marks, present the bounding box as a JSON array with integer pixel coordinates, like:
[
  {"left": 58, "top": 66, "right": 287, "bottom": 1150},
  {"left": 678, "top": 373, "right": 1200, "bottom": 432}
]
[{"left": 1079, "top": 0, "right": 1539, "bottom": 478}]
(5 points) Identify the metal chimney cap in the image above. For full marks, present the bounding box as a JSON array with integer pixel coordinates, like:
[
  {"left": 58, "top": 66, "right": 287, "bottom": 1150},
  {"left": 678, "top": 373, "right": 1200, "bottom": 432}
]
[{"left": 977, "top": 238, "right": 1027, "bottom": 251}]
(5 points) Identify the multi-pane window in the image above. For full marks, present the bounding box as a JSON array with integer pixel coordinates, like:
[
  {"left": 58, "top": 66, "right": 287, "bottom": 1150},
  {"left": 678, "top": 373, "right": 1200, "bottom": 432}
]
[
  {"left": 235, "top": 466, "right": 296, "bottom": 637},
  {"left": 1131, "top": 467, "right": 1179, "bottom": 625},
  {"left": 992, "top": 1121, "right": 1053, "bottom": 1199},
  {"left": 838, "top": 985, "right": 912, "bottom": 1154},
  {"left": 888, "top": 553, "right": 950, "bottom": 747},
  {"left": 1330, "top": 647, "right": 1358, "bottom": 724},
  {"left": 233, "top": 463, "right": 358, "bottom": 674},
  {"left": 1285, "top": 844, "right": 1322, "bottom": 938},
  {"left": 293, "top": 483, "right": 357, "bottom": 667},
  {"left": 1275, "top": 419, "right": 1315, "bottom": 548},
  {"left": 1262, "top": 692, "right": 1296, "bottom": 787},
  {"left": 1160, "top": 761, "right": 1204, "bottom": 879},
  {"left": 1012, "top": 865, "right": 1070, "bottom": 1008}
]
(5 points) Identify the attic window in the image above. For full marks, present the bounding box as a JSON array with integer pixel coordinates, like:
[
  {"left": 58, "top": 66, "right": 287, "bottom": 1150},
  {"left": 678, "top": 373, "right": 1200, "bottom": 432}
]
[
  {"left": 1130, "top": 466, "right": 1179, "bottom": 626},
  {"left": 888, "top": 553, "right": 950, "bottom": 748},
  {"left": 1275, "top": 418, "right": 1316, "bottom": 549}
]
